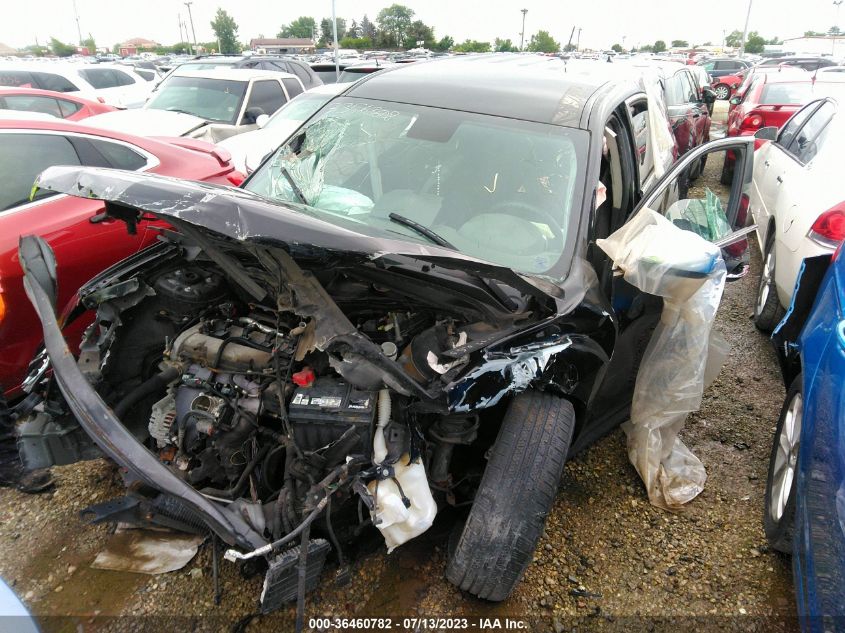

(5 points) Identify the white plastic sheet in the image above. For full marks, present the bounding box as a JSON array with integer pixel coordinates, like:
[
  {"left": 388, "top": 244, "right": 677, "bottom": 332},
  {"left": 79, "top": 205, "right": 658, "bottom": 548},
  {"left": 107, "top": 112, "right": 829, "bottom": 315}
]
[{"left": 597, "top": 208, "right": 728, "bottom": 509}]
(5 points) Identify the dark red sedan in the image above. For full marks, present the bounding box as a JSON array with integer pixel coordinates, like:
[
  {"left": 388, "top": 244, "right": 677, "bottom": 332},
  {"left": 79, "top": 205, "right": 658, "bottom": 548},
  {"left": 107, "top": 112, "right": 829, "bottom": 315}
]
[
  {"left": 0, "top": 118, "right": 244, "bottom": 398},
  {"left": 0, "top": 87, "right": 116, "bottom": 121}
]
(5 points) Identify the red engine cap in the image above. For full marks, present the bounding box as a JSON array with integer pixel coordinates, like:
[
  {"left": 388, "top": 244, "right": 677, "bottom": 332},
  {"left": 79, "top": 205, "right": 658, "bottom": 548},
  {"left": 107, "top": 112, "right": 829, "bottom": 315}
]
[{"left": 291, "top": 367, "right": 316, "bottom": 387}]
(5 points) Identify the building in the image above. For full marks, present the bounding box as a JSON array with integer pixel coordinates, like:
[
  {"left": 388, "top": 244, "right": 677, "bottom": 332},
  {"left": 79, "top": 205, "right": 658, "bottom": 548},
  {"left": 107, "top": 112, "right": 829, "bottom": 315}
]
[
  {"left": 0, "top": 42, "right": 18, "bottom": 56},
  {"left": 781, "top": 35, "right": 844, "bottom": 57},
  {"left": 118, "top": 38, "right": 160, "bottom": 57},
  {"left": 249, "top": 38, "right": 314, "bottom": 54}
]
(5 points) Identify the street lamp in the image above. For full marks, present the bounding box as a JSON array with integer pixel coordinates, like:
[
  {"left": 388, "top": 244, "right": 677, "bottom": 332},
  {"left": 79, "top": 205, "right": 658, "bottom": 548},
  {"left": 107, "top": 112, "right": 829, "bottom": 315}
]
[
  {"left": 520, "top": 9, "right": 528, "bottom": 51},
  {"left": 834, "top": 1, "right": 843, "bottom": 56},
  {"left": 184, "top": 1, "right": 198, "bottom": 56},
  {"left": 72, "top": 0, "right": 83, "bottom": 46},
  {"left": 739, "top": 0, "right": 753, "bottom": 56}
]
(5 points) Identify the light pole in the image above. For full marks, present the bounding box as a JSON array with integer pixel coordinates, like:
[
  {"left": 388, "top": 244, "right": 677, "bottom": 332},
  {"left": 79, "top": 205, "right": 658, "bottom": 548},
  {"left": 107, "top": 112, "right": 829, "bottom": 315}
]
[
  {"left": 834, "top": 1, "right": 843, "bottom": 56},
  {"left": 184, "top": 1, "right": 198, "bottom": 56},
  {"left": 739, "top": 0, "right": 753, "bottom": 56},
  {"left": 72, "top": 0, "right": 83, "bottom": 46},
  {"left": 576, "top": 27, "right": 582, "bottom": 51},
  {"left": 178, "top": 13, "right": 185, "bottom": 46},
  {"left": 520, "top": 9, "right": 527, "bottom": 51},
  {"left": 331, "top": 0, "right": 340, "bottom": 81}
]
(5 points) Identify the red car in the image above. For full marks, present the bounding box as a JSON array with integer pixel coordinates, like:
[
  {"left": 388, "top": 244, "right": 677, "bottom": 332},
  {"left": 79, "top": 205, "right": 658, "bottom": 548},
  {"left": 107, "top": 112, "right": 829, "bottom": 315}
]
[
  {"left": 0, "top": 87, "right": 116, "bottom": 121},
  {"left": 714, "top": 66, "right": 809, "bottom": 102},
  {"left": 0, "top": 118, "right": 244, "bottom": 398},
  {"left": 720, "top": 75, "right": 844, "bottom": 182}
]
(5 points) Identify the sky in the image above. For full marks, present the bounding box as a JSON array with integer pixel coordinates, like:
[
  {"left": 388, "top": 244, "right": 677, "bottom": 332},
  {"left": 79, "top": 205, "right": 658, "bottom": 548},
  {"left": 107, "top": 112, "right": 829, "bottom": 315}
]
[{"left": 2, "top": 0, "right": 843, "bottom": 51}]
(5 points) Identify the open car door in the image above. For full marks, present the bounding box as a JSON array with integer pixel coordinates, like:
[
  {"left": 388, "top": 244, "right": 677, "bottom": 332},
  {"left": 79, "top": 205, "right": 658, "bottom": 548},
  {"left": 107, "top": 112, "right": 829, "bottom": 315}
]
[{"left": 633, "top": 135, "right": 757, "bottom": 279}]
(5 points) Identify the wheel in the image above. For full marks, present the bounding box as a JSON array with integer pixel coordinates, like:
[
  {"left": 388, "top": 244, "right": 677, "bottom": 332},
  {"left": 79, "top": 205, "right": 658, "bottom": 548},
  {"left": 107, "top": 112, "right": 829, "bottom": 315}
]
[
  {"left": 764, "top": 375, "right": 802, "bottom": 553},
  {"left": 445, "top": 391, "right": 575, "bottom": 601},
  {"left": 714, "top": 83, "right": 730, "bottom": 100},
  {"left": 754, "top": 238, "right": 785, "bottom": 332},
  {"left": 720, "top": 156, "right": 734, "bottom": 186}
]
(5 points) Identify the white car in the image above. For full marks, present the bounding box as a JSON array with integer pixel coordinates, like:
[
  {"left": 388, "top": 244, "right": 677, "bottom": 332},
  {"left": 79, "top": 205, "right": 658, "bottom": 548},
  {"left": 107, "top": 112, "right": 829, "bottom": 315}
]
[
  {"left": 83, "top": 69, "right": 305, "bottom": 144},
  {"left": 750, "top": 96, "right": 845, "bottom": 331},
  {"left": 218, "top": 82, "right": 348, "bottom": 172},
  {"left": 0, "top": 62, "right": 152, "bottom": 108}
]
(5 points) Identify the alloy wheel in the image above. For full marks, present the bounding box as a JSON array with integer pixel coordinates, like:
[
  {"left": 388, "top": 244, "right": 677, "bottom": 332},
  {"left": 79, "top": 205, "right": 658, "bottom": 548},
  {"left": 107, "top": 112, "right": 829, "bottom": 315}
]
[
  {"left": 756, "top": 251, "right": 775, "bottom": 315},
  {"left": 715, "top": 85, "right": 730, "bottom": 100},
  {"left": 769, "top": 391, "right": 802, "bottom": 522}
]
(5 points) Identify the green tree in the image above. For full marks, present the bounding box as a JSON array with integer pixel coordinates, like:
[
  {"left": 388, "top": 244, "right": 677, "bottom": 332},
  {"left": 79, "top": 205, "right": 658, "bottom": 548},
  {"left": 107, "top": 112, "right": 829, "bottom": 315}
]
[
  {"left": 494, "top": 37, "right": 518, "bottom": 52},
  {"left": 563, "top": 42, "right": 577, "bottom": 52},
  {"left": 745, "top": 31, "right": 766, "bottom": 54},
  {"left": 725, "top": 30, "right": 743, "bottom": 47},
  {"left": 278, "top": 16, "right": 316, "bottom": 39},
  {"left": 320, "top": 17, "right": 346, "bottom": 46},
  {"left": 340, "top": 36, "right": 372, "bottom": 50},
  {"left": 405, "top": 20, "right": 435, "bottom": 48},
  {"left": 453, "top": 39, "right": 491, "bottom": 53},
  {"left": 81, "top": 33, "right": 96, "bottom": 54},
  {"left": 23, "top": 44, "right": 48, "bottom": 57},
  {"left": 360, "top": 14, "right": 377, "bottom": 41},
  {"left": 830, "top": 26, "right": 842, "bottom": 35},
  {"left": 671, "top": 39, "right": 688, "bottom": 48},
  {"left": 210, "top": 8, "right": 239, "bottom": 54},
  {"left": 611, "top": 43, "right": 624, "bottom": 53},
  {"left": 767, "top": 36, "right": 782, "bottom": 45},
  {"left": 376, "top": 4, "right": 415, "bottom": 47},
  {"left": 50, "top": 37, "right": 76, "bottom": 57},
  {"left": 434, "top": 35, "right": 454, "bottom": 51},
  {"left": 652, "top": 39, "right": 667, "bottom": 53},
  {"left": 526, "top": 30, "right": 559, "bottom": 53},
  {"left": 347, "top": 19, "right": 361, "bottom": 39},
  {"left": 804, "top": 30, "right": 826, "bottom": 36}
]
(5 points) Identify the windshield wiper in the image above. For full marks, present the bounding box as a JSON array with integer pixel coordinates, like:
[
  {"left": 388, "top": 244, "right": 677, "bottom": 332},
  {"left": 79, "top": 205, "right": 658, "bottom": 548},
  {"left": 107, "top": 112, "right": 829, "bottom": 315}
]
[
  {"left": 278, "top": 165, "right": 309, "bottom": 206},
  {"left": 163, "top": 107, "right": 198, "bottom": 116},
  {"left": 388, "top": 213, "right": 455, "bottom": 249}
]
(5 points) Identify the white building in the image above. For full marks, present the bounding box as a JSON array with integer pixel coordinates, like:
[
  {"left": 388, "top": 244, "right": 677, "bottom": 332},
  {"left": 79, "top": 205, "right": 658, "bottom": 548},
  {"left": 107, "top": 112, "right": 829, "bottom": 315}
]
[{"left": 781, "top": 35, "right": 844, "bottom": 57}]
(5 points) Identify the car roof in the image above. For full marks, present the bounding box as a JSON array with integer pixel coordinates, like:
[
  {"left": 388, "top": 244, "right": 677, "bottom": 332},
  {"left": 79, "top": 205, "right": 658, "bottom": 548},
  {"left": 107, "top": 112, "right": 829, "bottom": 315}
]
[
  {"left": 0, "top": 109, "right": 58, "bottom": 121},
  {"left": 0, "top": 86, "right": 89, "bottom": 101},
  {"left": 345, "top": 55, "right": 636, "bottom": 129},
  {"left": 168, "top": 68, "right": 296, "bottom": 81}
]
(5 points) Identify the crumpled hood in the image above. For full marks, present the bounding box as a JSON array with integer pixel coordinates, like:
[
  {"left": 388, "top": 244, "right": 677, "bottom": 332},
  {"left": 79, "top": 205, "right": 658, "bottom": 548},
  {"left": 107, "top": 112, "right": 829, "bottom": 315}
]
[
  {"left": 33, "top": 165, "right": 578, "bottom": 305},
  {"left": 83, "top": 109, "right": 209, "bottom": 137}
]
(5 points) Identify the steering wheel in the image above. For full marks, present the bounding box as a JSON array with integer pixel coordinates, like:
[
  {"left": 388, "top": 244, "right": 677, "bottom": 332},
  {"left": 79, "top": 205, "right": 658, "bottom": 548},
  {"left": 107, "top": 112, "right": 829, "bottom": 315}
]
[{"left": 486, "top": 199, "right": 565, "bottom": 242}]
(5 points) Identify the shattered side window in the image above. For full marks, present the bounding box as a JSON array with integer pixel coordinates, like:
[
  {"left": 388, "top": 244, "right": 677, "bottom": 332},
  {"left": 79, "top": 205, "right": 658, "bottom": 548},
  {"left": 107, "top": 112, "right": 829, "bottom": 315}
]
[{"left": 245, "top": 97, "right": 588, "bottom": 277}]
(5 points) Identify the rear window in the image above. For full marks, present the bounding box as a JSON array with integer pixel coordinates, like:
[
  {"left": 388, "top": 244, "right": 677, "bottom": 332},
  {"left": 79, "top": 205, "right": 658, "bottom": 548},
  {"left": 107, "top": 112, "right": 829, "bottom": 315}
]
[
  {"left": 79, "top": 68, "right": 136, "bottom": 89},
  {"left": 33, "top": 72, "right": 78, "bottom": 92},
  {"left": 760, "top": 83, "right": 813, "bottom": 105}
]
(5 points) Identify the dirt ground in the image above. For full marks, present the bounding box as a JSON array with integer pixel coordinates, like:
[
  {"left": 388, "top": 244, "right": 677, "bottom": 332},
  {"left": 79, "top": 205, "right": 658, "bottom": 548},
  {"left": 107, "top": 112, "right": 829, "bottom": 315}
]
[{"left": 0, "top": 101, "right": 799, "bottom": 633}]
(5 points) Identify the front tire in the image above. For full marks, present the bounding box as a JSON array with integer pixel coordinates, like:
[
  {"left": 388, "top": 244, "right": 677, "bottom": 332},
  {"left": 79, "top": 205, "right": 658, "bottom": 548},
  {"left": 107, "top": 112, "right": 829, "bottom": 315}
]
[
  {"left": 714, "top": 83, "right": 730, "bottom": 100},
  {"left": 754, "top": 238, "right": 785, "bottom": 332},
  {"left": 764, "top": 375, "right": 802, "bottom": 553},
  {"left": 445, "top": 391, "right": 575, "bottom": 601}
]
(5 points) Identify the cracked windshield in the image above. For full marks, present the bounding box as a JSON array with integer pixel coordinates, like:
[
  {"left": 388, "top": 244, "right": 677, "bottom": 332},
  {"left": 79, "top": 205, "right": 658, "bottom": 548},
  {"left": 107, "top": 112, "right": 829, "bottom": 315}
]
[{"left": 245, "top": 98, "right": 586, "bottom": 275}]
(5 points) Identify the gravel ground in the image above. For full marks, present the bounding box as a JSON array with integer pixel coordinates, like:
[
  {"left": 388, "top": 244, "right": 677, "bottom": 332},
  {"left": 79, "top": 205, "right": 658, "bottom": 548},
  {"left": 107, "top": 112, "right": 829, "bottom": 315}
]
[{"left": 0, "top": 102, "right": 799, "bottom": 633}]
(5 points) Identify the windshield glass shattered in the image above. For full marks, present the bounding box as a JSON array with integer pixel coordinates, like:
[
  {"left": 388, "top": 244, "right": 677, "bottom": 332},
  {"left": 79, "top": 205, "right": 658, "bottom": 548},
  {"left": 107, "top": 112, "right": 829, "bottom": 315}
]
[{"left": 244, "top": 97, "right": 587, "bottom": 276}]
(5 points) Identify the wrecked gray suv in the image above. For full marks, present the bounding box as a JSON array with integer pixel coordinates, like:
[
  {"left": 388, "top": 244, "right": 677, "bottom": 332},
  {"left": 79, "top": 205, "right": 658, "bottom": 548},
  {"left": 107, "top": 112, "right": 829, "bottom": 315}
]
[{"left": 14, "top": 56, "right": 758, "bottom": 613}]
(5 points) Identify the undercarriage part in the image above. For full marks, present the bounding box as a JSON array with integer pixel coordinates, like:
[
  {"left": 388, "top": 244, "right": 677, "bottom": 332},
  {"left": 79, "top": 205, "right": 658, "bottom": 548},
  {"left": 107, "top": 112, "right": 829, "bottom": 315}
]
[
  {"left": 17, "top": 411, "right": 101, "bottom": 469},
  {"left": 260, "top": 538, "right": 330, "bottom": 614},
  {"left": 428, "top": 416, "right": 479, "bottom": 484}
]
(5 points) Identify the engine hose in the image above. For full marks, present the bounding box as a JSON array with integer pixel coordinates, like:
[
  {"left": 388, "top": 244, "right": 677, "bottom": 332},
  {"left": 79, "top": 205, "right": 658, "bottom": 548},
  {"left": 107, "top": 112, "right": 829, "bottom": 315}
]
[
  {"left": 200, "top": 444, "right": 270, "bottom": 500},
  {"left": 112, "top": 366, "right": 179, "bottom": 421}
]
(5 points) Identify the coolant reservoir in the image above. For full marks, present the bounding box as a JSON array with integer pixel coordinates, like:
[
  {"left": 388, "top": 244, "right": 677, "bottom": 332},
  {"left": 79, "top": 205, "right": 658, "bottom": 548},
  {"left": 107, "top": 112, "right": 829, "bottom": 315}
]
[{"left": 367, "top": 453, "right": 437, "bottom": 553}]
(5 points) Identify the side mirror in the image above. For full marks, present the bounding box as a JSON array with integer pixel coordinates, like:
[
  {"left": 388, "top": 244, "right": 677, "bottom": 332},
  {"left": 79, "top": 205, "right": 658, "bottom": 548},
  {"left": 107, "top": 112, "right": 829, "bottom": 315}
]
[
  {"left": 255, "top": 114, "right": 270, "bottom": 129},
  {"left": 701, "top": 87, "right": 716, "bottom": 104},
  {"left": 243, "top": 106, "right": 265, "bottom": 125},
  {"left": 729, "top": 96, "right": 741, "bottom": 106},
  {"left": 754, "top": 126, "right": 778, "bottom": 141}
]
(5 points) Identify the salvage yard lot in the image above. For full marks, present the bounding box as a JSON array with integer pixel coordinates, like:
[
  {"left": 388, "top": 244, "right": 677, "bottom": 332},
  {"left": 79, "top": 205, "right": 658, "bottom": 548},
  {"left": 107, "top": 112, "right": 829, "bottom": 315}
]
[{"left": 0, "top": 174, "right": 798, "bottom": 631}]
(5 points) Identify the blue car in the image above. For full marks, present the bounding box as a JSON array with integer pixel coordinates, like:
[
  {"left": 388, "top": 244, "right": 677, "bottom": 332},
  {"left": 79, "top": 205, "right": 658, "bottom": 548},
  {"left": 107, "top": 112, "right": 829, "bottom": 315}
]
[{"left": 768, "top": 248, "right": 845, "bottom": 632}]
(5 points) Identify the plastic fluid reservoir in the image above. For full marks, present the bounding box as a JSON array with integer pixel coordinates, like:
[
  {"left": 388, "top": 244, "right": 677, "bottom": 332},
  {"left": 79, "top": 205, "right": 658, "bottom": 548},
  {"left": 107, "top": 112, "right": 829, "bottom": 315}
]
[{"left": 367, "top": 453, "right": 437, "bottom": 553}]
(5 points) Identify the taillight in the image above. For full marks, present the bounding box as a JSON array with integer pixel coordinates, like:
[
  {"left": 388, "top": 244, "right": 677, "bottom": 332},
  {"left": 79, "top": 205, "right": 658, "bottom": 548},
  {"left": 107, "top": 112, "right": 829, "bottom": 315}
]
[
  {"left": 740, "top": 113, "right": 764, "bottom": 130},
  {"left": 227, "top": 171, "right": 246, "bottom": 186},
  {"left": 0, "top": 291, "right": 5, "bottom": 326},
  {"left": 809, "top": 205, "right": 845, "bottom": 247}
]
